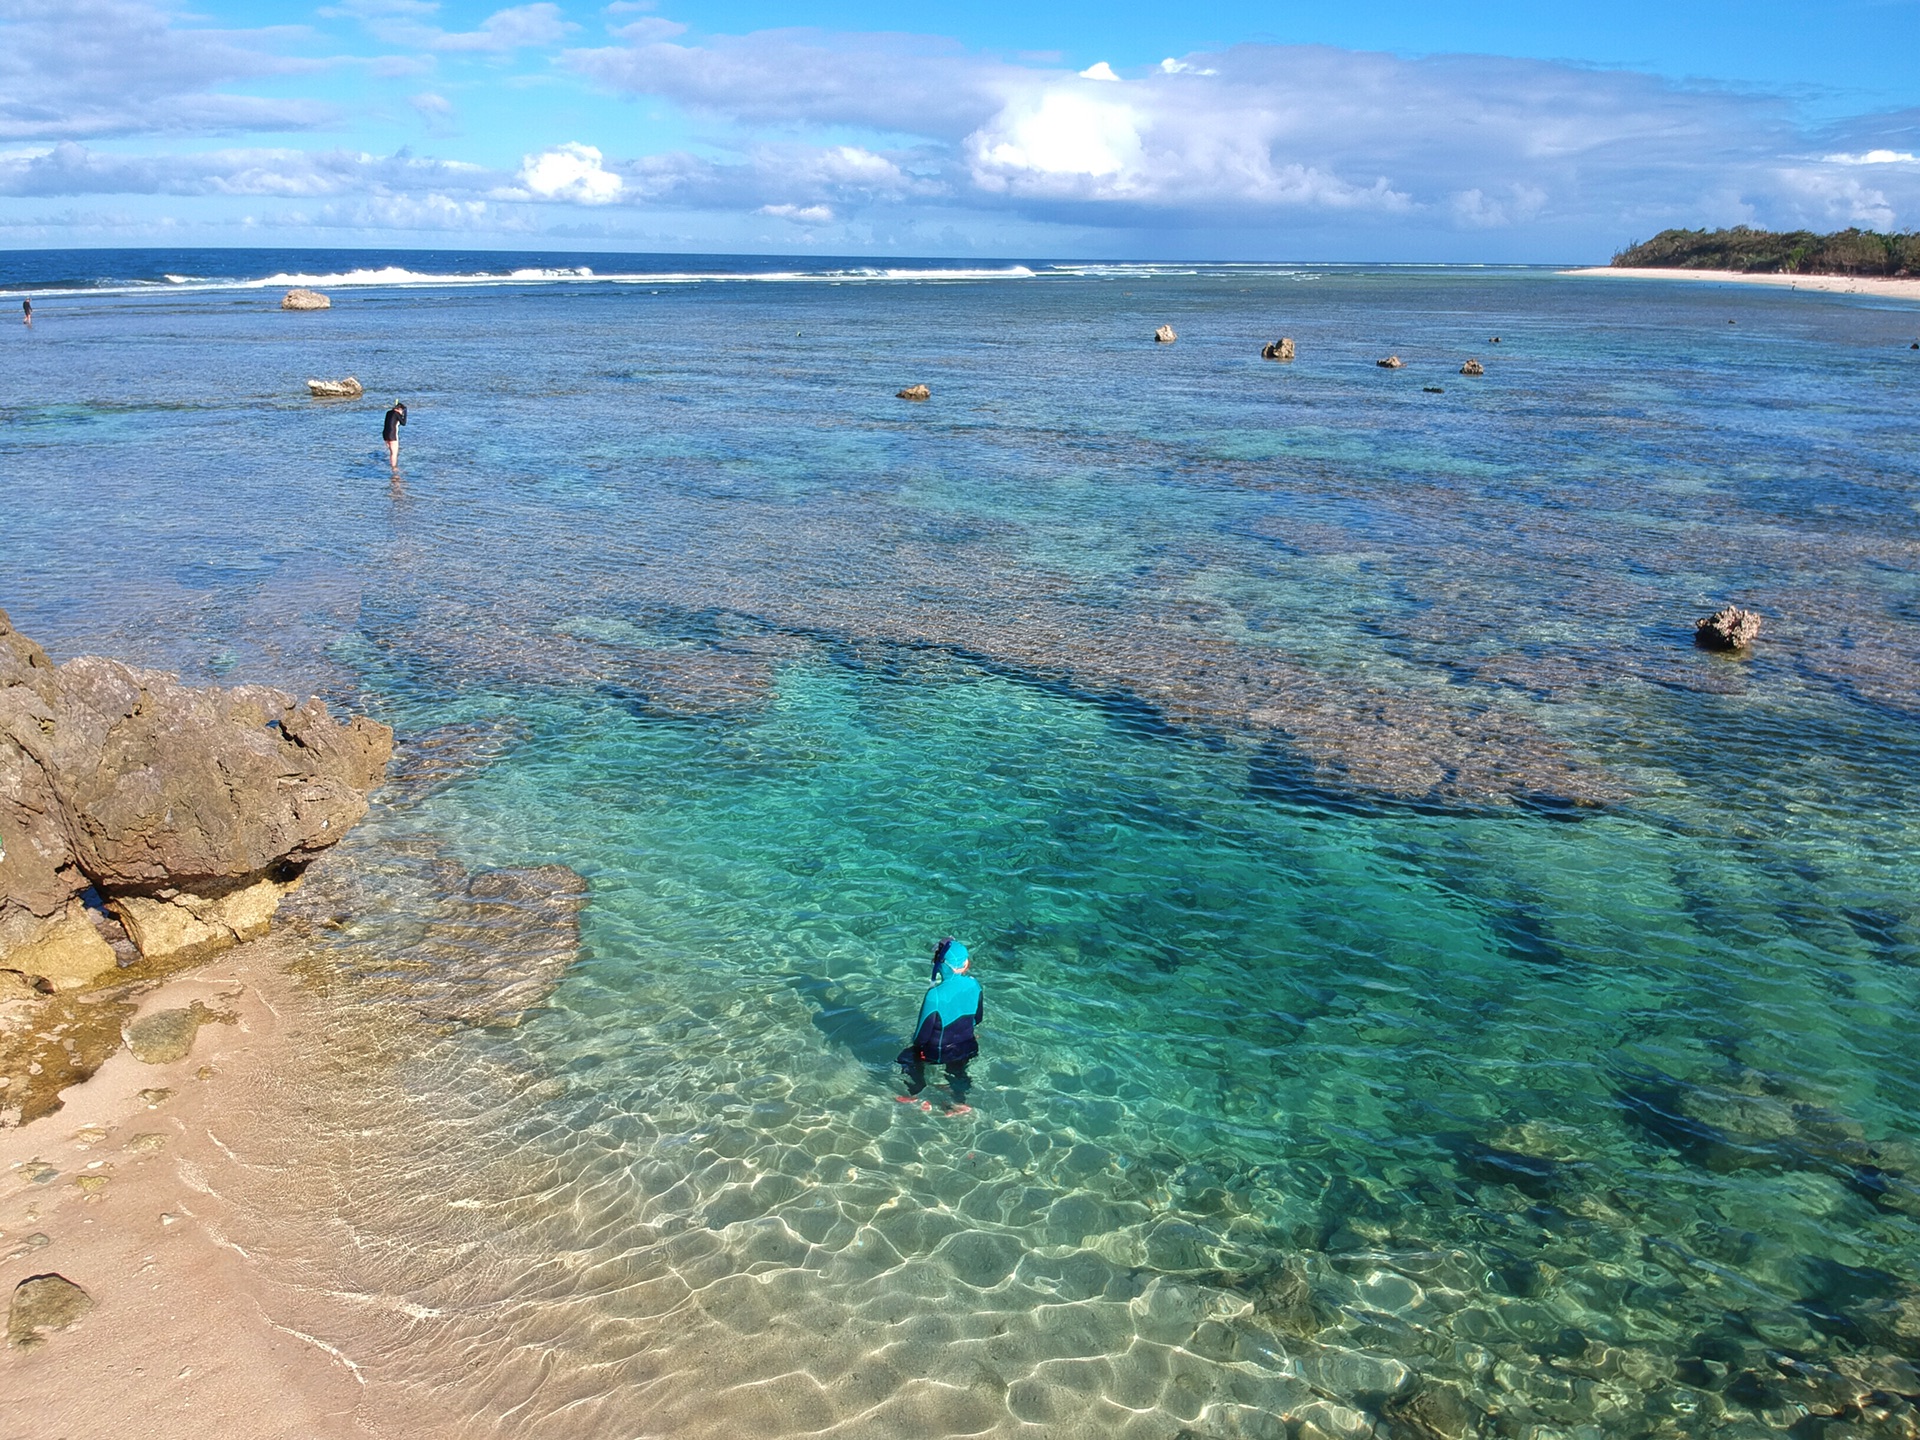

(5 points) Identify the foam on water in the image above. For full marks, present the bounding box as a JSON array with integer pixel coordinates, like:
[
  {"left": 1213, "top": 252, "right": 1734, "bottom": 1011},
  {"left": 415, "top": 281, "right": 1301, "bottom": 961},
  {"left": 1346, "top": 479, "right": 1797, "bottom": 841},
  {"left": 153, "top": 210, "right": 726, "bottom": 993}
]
[{"left": 3, "top": 257, "right": 1918, "bottom": 1437}]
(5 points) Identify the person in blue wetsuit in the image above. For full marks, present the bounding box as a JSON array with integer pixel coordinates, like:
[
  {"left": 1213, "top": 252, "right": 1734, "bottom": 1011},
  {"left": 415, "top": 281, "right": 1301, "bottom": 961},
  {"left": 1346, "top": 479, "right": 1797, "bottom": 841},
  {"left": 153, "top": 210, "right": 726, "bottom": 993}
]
[{"left": 897, "top": 937, "right": 983, "bottom": 1113}]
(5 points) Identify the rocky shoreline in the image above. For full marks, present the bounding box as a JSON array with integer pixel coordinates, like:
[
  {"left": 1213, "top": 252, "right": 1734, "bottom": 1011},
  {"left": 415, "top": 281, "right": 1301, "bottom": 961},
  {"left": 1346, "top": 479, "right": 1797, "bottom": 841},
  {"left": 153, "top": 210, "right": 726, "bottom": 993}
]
[{"left": 1, "top": 608, "right": 391, "bottom": 1125}]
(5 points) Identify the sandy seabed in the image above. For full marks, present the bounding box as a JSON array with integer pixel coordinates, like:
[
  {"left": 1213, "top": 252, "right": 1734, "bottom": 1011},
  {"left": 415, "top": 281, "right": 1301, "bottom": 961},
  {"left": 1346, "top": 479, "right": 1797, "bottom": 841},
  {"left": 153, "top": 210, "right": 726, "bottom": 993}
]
[{"left": 1563, "top": 265, "right": 1920, "bottom": 301}]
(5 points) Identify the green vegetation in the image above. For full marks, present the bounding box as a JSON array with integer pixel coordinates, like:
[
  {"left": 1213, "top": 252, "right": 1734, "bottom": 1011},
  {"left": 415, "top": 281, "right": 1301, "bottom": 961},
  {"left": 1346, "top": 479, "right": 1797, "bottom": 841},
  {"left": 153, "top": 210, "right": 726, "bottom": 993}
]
[{"left": 1613, "top": 225, "right": 1920, "bottom": 276}]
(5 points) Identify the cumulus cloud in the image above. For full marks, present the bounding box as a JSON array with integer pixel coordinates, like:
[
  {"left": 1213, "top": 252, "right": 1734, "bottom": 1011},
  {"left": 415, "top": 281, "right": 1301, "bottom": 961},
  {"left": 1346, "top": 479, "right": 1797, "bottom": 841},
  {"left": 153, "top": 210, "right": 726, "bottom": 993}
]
[
  {"left": 564, "top": 30, "right": 1920, "bottom": 235},
  {"left": 0, "top": 0, "right": 330, "bottom": 140},
  {"left": 518, "top": 142, "right": 622, "bottom": 203}
]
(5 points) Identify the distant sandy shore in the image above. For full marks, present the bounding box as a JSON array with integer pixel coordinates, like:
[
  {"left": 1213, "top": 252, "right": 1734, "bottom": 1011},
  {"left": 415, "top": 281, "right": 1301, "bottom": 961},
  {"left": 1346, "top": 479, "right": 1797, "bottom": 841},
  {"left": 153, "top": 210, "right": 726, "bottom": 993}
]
[{"left": 1563, "top": 266, "right": 1920, "bottom": 302}]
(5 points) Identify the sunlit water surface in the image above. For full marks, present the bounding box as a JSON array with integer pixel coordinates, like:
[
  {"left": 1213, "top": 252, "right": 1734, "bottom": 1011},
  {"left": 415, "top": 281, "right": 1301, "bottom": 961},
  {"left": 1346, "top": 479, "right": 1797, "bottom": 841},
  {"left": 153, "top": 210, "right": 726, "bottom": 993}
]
[{"left": 4, "top": 252, "right": 1919, "bottom": 1438}]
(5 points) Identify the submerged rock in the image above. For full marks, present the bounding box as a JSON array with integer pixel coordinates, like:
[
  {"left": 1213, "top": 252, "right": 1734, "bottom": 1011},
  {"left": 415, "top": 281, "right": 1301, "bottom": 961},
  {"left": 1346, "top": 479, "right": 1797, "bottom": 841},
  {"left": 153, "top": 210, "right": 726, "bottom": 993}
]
[
  {"left": 281, "top": 289, "right": 330, "bottom": 311},
  {"left": 1459, "top": 358, "right": 1485, "bottom": 376},
  {"left": 1262, "top": 338, "right": 1296, "bottom": 361},
  {"left": 306, "top": 376, "right": 363, "bottom": 398},
  {"left": 896, "top": 383, "right": 931, "bottom": 401},
  {"left": 124, "top": 1001, "right": 225, "bottom": 1064},
  {"left": 0, "top": 608, "right": 391, "bottom": 979},
  {"left": 8, "top": 1273, "right": 93, "bottom": 1346},
  {"left": 1376, "top": 355, "right": 1403, "bottom": 369},
  {"left": 1154, "top": 324, "right": 1177, "bottom": 343},
  {"left": 1695, "top": 605, "right": 1763, "bottom": 651}
]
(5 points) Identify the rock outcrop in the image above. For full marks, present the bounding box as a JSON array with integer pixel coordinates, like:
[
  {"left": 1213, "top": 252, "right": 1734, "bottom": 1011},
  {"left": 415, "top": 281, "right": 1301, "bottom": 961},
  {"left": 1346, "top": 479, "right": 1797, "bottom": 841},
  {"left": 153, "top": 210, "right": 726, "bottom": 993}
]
[
  {"left": 1695, "top": 605, "right": 1763, "bottom": 651},
  {"left": 307, "top": 376, "right": 363, "bottom": 398},
  {"left": 281, "top": 289, "right": 331, "bottom": 311},
  {"left": 1154, "top": 324, "right": 1177, "bottom": 343},
  {"left": 1459, "top": 358, "right": 1485, "bottom": 376},
  {"left": 1262, "top": 338, "right": 1295, "bottom": 361},
  {"left": 896, "top": 384, "right": 931, "bottom": 401},
  {"left": 1376, "top": 355, "right": 1403, "bottom": 369},
  {"left": 0, "top": 609, "right": 391, "bottom": 984}
]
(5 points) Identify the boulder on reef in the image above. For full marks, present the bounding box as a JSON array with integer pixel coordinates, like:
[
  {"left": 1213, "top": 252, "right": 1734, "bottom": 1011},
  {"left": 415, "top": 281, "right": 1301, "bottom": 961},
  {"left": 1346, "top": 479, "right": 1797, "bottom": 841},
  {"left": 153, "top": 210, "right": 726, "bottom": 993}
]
[
  {"left": 1154, "top": 324, "right": 1177, "bottom": 343},
  {"left": 281, "top": 289, "right": 330, "bottom": 311},
  {"left": 1695, "top": 606, "right": 1763, "bottom": 652},
  {"left": 1376, "top": 355, "right": 1403, "bottom": 369},
  {"left": 306, "top": 376, "right": 363, "bottom": 398},
  {"left": 1459, "top": 358, "right": 1485, "bottom": 376},
  {"left": 896, "top": 383, "right": 931, "bottom": 401},
  {"left": 0, "top": 608, "right": 391, "bottom": 980},
  {"left": 1262, "top": 338, "right": 1296, "bottom": 361}
]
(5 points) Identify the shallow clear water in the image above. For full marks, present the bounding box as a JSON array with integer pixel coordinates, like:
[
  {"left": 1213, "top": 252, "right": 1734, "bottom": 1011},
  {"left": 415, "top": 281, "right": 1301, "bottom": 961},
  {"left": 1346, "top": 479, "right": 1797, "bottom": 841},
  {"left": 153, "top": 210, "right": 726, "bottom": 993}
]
[{"left": 4, "top": 252, "right": 1920, "bottom": 1437}]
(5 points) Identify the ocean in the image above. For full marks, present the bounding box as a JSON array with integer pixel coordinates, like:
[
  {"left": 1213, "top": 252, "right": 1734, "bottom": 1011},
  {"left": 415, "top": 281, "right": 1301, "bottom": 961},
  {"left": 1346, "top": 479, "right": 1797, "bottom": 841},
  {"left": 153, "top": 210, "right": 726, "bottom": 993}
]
[{"left": 3, "top": 249, "right": 1918, "bottom": 1437}]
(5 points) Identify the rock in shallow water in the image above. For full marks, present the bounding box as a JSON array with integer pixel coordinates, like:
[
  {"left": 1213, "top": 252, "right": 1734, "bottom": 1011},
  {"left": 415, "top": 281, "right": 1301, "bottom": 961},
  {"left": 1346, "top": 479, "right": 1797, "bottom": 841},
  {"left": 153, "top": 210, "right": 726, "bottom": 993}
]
[
  {"left": 1695, "top": 605, "right": 1763, "bottom": 651},
  {"left": 1262, "top": 338, "right": 1295, "bottom": 361},
  {"left": 7, "top": 1273, "right": 93, "bottom": 1347},
  {"left": 125, "top": 1001, "right": 225, "bottom": 1063},
  {"left": 896, "top": 383, "right": 931, "bottom": 401},
  {"left": 281, "top": 288, "right": 330, "bottom": 310},
  {"left": 1154, "top": 324, "right": 1176, "bottom": 343}
]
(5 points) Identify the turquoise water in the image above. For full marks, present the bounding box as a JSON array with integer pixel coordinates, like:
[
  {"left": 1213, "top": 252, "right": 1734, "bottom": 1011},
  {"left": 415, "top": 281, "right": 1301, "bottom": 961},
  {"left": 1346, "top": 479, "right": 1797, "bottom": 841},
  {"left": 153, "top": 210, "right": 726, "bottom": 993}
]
[{"left": 4, "top": 253, "right": 1920, "bottom": 1436}]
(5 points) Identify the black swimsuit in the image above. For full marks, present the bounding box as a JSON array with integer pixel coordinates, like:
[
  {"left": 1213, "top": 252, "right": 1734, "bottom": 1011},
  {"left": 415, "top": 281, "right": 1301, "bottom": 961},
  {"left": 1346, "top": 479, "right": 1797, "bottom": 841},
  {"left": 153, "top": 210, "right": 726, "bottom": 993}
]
[{"left": 383, "top": 407, "right": 406, "bottom": 442}]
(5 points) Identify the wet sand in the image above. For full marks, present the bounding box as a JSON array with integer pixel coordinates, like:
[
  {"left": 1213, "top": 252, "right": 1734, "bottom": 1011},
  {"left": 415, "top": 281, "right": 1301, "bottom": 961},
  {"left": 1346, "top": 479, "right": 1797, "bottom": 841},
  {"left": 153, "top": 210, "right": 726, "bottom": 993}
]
[
  {"left": 1563, "top": 266, "right": 1920, "bottom": 301},
  {"left": 0, "top": 946, "right": 372, "bottom": 1438}
]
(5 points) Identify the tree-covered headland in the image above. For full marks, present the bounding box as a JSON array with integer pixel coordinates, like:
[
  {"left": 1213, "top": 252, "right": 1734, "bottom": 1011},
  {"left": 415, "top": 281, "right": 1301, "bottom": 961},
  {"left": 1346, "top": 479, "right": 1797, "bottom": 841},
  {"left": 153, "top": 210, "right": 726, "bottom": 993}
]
[{"left": 1613, "top": 226, "right": 1920, "bottom": 276}]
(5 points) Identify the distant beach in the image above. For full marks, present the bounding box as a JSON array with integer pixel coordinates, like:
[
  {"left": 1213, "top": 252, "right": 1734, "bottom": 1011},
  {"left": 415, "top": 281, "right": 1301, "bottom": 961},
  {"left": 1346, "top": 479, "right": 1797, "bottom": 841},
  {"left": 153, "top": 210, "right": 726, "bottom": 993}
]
[{"left": 1565, "top": 264, "right": 1920, "bottom": 300}]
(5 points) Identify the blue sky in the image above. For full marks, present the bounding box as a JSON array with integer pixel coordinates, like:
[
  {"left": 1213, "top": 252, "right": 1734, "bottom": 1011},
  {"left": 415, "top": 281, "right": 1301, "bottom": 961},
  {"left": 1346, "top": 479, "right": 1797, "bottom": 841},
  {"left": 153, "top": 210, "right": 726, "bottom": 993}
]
[{"left": 2, "top": 0, "right": 1917, "bottom": 258}]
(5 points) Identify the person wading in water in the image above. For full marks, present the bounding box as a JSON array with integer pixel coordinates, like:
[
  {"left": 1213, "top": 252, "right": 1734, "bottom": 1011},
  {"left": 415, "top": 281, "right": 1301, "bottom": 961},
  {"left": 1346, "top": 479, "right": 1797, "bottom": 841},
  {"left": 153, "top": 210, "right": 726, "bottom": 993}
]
[
  {"left": 383, "top": 400, "right": 407, "bottom": 469},
  {"left": 897, "top": 938, "right": 984, "bottom": 1115}
]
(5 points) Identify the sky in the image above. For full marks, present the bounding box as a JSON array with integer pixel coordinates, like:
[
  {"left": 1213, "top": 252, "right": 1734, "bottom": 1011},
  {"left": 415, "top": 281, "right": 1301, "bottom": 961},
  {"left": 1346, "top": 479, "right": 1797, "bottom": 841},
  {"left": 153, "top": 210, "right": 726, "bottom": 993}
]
[{"left": 1, "top": 0, "right": 1918, "bottom": 259}]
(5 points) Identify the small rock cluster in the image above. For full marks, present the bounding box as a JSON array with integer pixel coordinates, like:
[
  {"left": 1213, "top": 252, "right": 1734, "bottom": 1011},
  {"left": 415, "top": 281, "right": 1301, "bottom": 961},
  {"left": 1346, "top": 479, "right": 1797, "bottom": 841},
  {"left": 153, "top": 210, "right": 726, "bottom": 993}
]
[
  {"left": 1261, "top": 338, "right": 1295, "bottom": 361},
  {"left": 896, "top": 383, "right": 931, "bottom": 401},
  {"left": 281, "top": 288, "right": 331, "bottom": 311},
  {"left": 307, "top": 376, "right": 363, "bottom": 398}
]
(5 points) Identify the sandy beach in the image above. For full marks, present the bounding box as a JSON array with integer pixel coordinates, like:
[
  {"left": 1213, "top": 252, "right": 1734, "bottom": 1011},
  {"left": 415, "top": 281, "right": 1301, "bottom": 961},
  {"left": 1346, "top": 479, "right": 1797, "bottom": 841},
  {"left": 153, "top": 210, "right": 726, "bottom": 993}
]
[
  {"left": 0, "top": 942, "right": 375, "bottom": 1437},
  {"left": 1563, "top": 265, "right": 1920, "bottom": 301}
]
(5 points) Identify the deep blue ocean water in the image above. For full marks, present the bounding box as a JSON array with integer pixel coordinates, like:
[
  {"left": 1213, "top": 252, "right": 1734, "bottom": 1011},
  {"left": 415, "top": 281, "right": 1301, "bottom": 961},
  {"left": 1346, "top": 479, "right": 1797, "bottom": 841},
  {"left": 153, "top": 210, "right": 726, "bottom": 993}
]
[{"left": 3, "top": 250, "right": 1919, "bottom": 1438}]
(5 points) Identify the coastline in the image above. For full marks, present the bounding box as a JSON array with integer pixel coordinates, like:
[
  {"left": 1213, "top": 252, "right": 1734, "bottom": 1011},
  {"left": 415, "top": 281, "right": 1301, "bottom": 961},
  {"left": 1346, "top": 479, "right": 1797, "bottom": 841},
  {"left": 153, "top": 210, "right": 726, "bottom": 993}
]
[{"left": 1562, "top": 265, "right": 1920, "bottom": 301}]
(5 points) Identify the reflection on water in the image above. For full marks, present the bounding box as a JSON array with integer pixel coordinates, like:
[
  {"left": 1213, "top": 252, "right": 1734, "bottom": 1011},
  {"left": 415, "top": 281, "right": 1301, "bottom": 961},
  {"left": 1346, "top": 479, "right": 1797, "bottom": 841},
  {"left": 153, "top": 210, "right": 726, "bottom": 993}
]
[{"left": 3, "top": 261, "right": 1919, "bottom": 1436}]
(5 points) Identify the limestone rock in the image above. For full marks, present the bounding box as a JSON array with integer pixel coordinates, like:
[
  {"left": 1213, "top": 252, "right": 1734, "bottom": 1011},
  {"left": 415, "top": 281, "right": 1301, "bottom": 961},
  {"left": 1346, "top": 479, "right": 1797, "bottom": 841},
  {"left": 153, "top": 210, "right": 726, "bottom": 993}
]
[
  {"left": 2, "top": 904, "right": 116, "bottom": 990},
  {"left": 1695, "top": 605, "right": 1763, "bottom": 651},
  {"left": 1376, "top": 355, "right": 1403, "bottom": 368},
  {"left": 306, "top": 376, "right": 363, "bottom": 398},
  {"left": 281, "top": 289, "right": 330, "bottom": 311},
  {"left": 1153, "top": 324, "right": 1176, "bottom": 343},
  {"left": 113, "top": 877, "right": 286, "bottom": 964},
  {"left": 8, "top": 1273, "right": 93, "bottom": 1346},
  {"left": 125, "top": 1002, "right": 221, "bottom": 1064},
  {"left": 1459, "top": 358, "right": 1485, "bottom": 376},
  {"left": 0, "top": 607, "right": 391, "bottom": 971},
  {"left": 1261, "top": 338, "right": 1295, "bottom": 361},
  {"left": 896, "top": 383, "right": 931, "bottom": 401}
]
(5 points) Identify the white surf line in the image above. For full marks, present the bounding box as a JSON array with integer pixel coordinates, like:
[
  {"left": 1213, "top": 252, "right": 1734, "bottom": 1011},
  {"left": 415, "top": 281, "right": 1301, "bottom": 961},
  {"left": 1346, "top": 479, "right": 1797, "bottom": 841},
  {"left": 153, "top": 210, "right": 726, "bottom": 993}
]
[{"left": 258, "top": 1308, "right": 369, "bottom": 1386}]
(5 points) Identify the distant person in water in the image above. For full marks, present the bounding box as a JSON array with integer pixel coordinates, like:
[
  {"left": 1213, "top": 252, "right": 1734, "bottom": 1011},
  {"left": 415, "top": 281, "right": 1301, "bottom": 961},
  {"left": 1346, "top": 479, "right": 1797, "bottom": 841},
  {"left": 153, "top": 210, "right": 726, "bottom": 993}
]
[
  {"left": 382, "top": 400, "right": 408, "bottom": 468},
  {"left": 21, "top": 299, "right": 30, "bottom": 327},
  {"left": 897, "top": 937, "right": 983, "bottom": 1114}
]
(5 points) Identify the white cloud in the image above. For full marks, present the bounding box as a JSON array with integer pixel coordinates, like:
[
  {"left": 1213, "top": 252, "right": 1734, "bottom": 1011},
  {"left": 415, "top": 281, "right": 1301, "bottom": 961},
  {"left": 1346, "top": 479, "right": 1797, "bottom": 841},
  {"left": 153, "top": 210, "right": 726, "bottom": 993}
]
[
  {"left": 1077, "top": 61, "right": 1119, "bottom": 82},
  {"left": 0, "top": 0, "right": 329, "bottom": 140},
  {"left": 344, "top": 1, "right": 575, "bottom": 54},
  {"left": 971, "top": 90, "right": 1143, "bottom": 191},
  {"left": 518, "top": 142, "right": 623, "bottom": 203},
  {"left": 1159, "top": 57, "right": 1217, "bottom": 76},
  {"left": 0, "top": 141, "right": 498, "bottom": 197},
  {"left": 759, "top": 202, "right": 832, "bottom": 222},
  {"left": 1822, "top": 149, "right": 1918, "bottom": 166}
]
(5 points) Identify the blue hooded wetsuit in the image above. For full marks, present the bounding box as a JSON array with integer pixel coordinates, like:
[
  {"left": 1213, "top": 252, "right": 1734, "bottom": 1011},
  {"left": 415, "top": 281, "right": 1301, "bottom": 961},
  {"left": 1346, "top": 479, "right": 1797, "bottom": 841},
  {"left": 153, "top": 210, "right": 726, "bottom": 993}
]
[{"left": 897, "top": 941, "right": 983, "bottom": 1102}]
